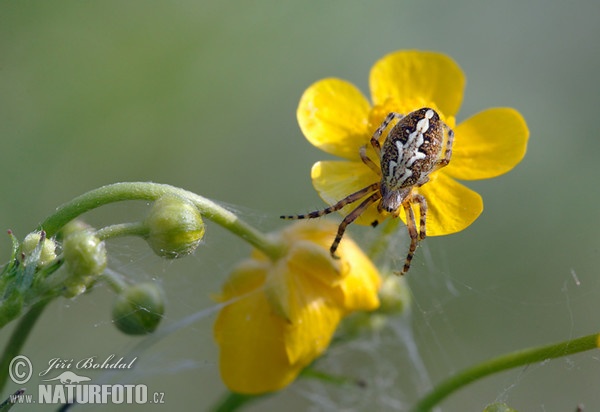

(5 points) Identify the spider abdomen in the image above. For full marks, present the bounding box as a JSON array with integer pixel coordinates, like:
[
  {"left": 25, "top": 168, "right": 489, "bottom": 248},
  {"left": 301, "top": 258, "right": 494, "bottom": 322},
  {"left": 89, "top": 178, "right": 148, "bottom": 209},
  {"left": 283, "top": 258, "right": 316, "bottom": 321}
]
[{"left": 379, "top": 108, "right": 445, "bottom": 212}]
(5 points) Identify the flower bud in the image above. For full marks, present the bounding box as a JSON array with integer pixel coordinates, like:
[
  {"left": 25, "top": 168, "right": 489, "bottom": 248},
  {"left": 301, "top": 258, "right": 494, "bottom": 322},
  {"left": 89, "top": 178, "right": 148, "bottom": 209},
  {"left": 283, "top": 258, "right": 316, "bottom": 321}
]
[
  {"left": 338, "top": 311, "right": 388, "bottom": 337},
  {"left": 62, "top": 230, "right": 107, "bottom": 298},
  {"left": 57, "top": 219, "right": 92, "bottom": 240},
  {"left": 63, "top": 283, "right": 88, "bottom": 299},
  {"left": 144, "top": 195, "right": 205, "bottom": 259},
  {"left": 21, "top": 232, "right": 57, "bottom": 268},
  {"left": 63, "top": 230, "right": 107, "bottom": 279},
  {"left": 112, "top": 282, "right": 165, "bottom": 335},
  {"left": 377, "top": 275, "right": 410, "bottom": 315}
]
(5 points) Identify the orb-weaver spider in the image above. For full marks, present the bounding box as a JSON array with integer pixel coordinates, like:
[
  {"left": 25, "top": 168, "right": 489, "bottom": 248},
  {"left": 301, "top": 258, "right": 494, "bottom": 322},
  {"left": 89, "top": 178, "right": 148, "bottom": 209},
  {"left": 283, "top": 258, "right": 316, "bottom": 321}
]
[{"left": 282, "top": 107, "right": 454, "bottom": 275}]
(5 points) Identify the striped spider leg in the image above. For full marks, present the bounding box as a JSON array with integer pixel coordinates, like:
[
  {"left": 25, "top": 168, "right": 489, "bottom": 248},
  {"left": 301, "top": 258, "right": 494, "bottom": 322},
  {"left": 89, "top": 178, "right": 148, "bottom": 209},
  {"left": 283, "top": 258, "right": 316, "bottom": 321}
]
[
  {"left": 280, "top": 181, "right": 381, "bottom": 258},
  {"left": 282, "top": 107, "right": 454, "bottom": 275}
]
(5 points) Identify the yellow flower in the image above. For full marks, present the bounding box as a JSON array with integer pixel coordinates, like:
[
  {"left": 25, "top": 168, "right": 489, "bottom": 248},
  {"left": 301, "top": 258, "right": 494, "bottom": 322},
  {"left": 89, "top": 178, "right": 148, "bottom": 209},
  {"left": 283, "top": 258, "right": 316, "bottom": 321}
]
[
  {"left": 297, "top": 50, "right": 529, "bottom": 235},
  {"left": 213, "top": 220, "right": 381, "bottom": 394}
]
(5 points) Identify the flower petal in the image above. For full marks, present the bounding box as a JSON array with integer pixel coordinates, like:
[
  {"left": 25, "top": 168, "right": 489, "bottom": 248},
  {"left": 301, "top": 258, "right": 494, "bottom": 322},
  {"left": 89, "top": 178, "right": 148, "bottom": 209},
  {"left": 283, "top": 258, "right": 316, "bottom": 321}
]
[
  {"left": 215, "top": 220, "right": 382, "bottom": 395},
  {"left": 444, "top": 108, "right": 529, "bottom": 180},
  {"left": 264, "top": 240, "right": 342, "bottom": 320},
  {"left": 286, "top": 240, "right": 343, "bottom": 287},
  {"left": 215, "top": 259, "right": 268, "bottom": 301},
  {"left": 336, "top": 237, "right": 381, "bottom": 312},
  {"left": 311, "top": 160, "right": 383, "bottom": 226},
  {"left": 278, "top": 220, "right": 381, "bottom": 311},
  {"left": 405, "top": 173, "right": 483, "bottom": 236},
  {"left": 283, "top": 274, "right": 343, "bottom": 366},
  {"left": 297, "top": 78, "right": 371, "bottom": 160},
  {"left": 369, "top": 50, "right": 465, "bottom": 117},
  {"left": 215, "top": 288, "right": 301, "bottom": 394}
]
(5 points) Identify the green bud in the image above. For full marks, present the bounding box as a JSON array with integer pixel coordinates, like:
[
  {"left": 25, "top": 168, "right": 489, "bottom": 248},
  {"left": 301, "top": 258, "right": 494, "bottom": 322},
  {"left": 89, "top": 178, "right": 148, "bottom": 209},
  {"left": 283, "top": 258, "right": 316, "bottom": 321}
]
[
  {"left": 112, "top": 282, "right": 165, "bottom": 335},
  {"left": 62, "top": 230, "right": 107, "bottom": 298},
  {"left": 63, "top": 230, "right": 107, "bottom": 279},
  {"left": 57, "top": 219, "right": 92, "bottom": 240},
  {"left": 145, "top": 195, "right": 205, "bottom": 259},
  {"left": 21, "top": 232, "right": 57, "bottom": 268},
  {"left": 339, "top": 311, "right": 388, "bottom": 337},
  {"left": 63, "top": 283, "right": 88, "bottom": 299},
  {"left": 377, "top": 275, "right": 410, "bottom": 315}
]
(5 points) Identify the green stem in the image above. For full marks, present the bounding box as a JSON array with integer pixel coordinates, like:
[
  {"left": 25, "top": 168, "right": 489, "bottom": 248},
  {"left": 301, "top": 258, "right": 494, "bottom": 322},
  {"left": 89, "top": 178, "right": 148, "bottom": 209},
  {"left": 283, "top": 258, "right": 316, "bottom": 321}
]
[
  {"left": 95, "top": 222, "right": 148, "bottom": 241},
  {"left": 0, "top": 299, "right": 51, "bottom": 394},
  {"left": 100, "top": 269, "right": 129, "bottom": 294},
  {"left": 39, "top": 182, "right": 284, "bottom": 260},
  {"left": 410, "top": 333, "right": 599, "bottom": 412}
]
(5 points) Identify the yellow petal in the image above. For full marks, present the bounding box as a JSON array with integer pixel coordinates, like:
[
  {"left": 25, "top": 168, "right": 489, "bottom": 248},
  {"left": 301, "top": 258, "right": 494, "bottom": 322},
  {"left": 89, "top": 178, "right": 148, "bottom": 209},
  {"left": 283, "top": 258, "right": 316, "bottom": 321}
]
[
  {"left": 214, "top": 290, "right": 301, "bottom": 394},
  {"left": 335, "top": 237, "right": 381, "bottom": 312},
  {"left": 215, "top": 259, "right": 268, "bottom": 301},
  {"left": 282, "top": 221, "right": 381, "bottom": 311},
  {"left": 283, "top": 269, "right": 343, "bottom": 366},
  {"left": 369, "top": 50, "right": 465, "bottom": 117},
  {"left": 280, "top": 219, "right": 381, "bottom": 305},
  {"left": 403, "top": 173, "right": 483, "bottom": 236},
  {"left": 311, "top": 160, "right": 384, "bottom": 226},
  {"left": 297, "top": 78, "right": 371, "bottom": 160},
  {"left": 264, "top": 241, "right": 342, "bottom": 320},
  {"left": 280, "top": 219, "right": 339, "bottom": 247},
  {"left": 263, "top": 262, "right": 293, "bottom": 321},
  {"left": 444, "top": 108, "right": 529, "bottom": 180},
  {"left": 286, "top": 240, "right": 343, "bottom": 287},
  {"left": 214, "top": 240, "right": 344, "bottom": 394}
]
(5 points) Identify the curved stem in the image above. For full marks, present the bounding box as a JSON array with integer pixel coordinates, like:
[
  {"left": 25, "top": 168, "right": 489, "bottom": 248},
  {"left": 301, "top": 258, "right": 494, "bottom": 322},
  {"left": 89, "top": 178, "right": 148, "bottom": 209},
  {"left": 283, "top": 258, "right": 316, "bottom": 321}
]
[
  {"left": 95, "top": 222, "right": 148, "bottom": 241},
  {"left": 0, "top": 299, "right": 51, "bottom": 394},
  {"left": 410, "top": 333, "right": 599, "bottom": 412},
  {"left": 101, "top": 268, "right": 129, "bottom": 294},
  {"left": 39, "top": 182, "right": 284, "bottom": 260}
]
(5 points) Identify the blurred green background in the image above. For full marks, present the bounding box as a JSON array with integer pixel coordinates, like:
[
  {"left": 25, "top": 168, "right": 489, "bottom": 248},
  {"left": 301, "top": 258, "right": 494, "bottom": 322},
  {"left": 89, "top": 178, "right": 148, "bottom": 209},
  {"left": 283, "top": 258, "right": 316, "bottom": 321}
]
[{"left": 1, "top": 1, "right": 600, "bottom": 411}]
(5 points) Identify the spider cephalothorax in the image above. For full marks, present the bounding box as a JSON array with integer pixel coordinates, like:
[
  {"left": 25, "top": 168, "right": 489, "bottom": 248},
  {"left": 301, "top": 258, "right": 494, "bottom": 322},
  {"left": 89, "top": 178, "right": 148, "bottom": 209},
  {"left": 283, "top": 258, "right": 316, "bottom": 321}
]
[{"left": 283, "top": 107, "right": 454, "bottom": 275}]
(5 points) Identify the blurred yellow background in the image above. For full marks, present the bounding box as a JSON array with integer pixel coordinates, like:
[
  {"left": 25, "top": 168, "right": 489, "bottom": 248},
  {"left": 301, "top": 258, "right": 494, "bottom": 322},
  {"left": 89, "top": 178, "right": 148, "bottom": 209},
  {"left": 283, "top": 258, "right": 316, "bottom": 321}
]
[{"left": 1, "top": 1, "right": 600, "bottom": 411}]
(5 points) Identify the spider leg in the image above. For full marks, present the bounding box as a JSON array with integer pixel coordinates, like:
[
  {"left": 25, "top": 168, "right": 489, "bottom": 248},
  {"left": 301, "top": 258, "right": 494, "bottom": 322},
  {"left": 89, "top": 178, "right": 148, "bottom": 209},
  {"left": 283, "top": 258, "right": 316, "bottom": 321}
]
[
  {"left": 410, "top": 193, "right": 427, "bottom": 240},
  {"left": 280, "top": 183, "right": 379, "bottom": 220},
  {"left": 359, "top": 145, "right": 381, "bottom": 175},
  {"left": 330, "top": 191, "right": 382, "bottom": 258},
  {"left": 398, "top": 200, "right": 419, "bottom": 276},
  {"left": 370, "top": 112, "right": 404, "bottom": 156},
  {"left": 434, "top": 124, "right": 454, "bottom": 170}
]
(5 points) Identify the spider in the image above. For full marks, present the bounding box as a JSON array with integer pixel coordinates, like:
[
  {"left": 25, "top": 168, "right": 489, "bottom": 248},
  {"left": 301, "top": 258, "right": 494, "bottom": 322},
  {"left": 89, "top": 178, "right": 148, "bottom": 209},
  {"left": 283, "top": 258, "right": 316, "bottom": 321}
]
[{"left": 282, "top": 107, "right": 454, "bottom": 275}]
